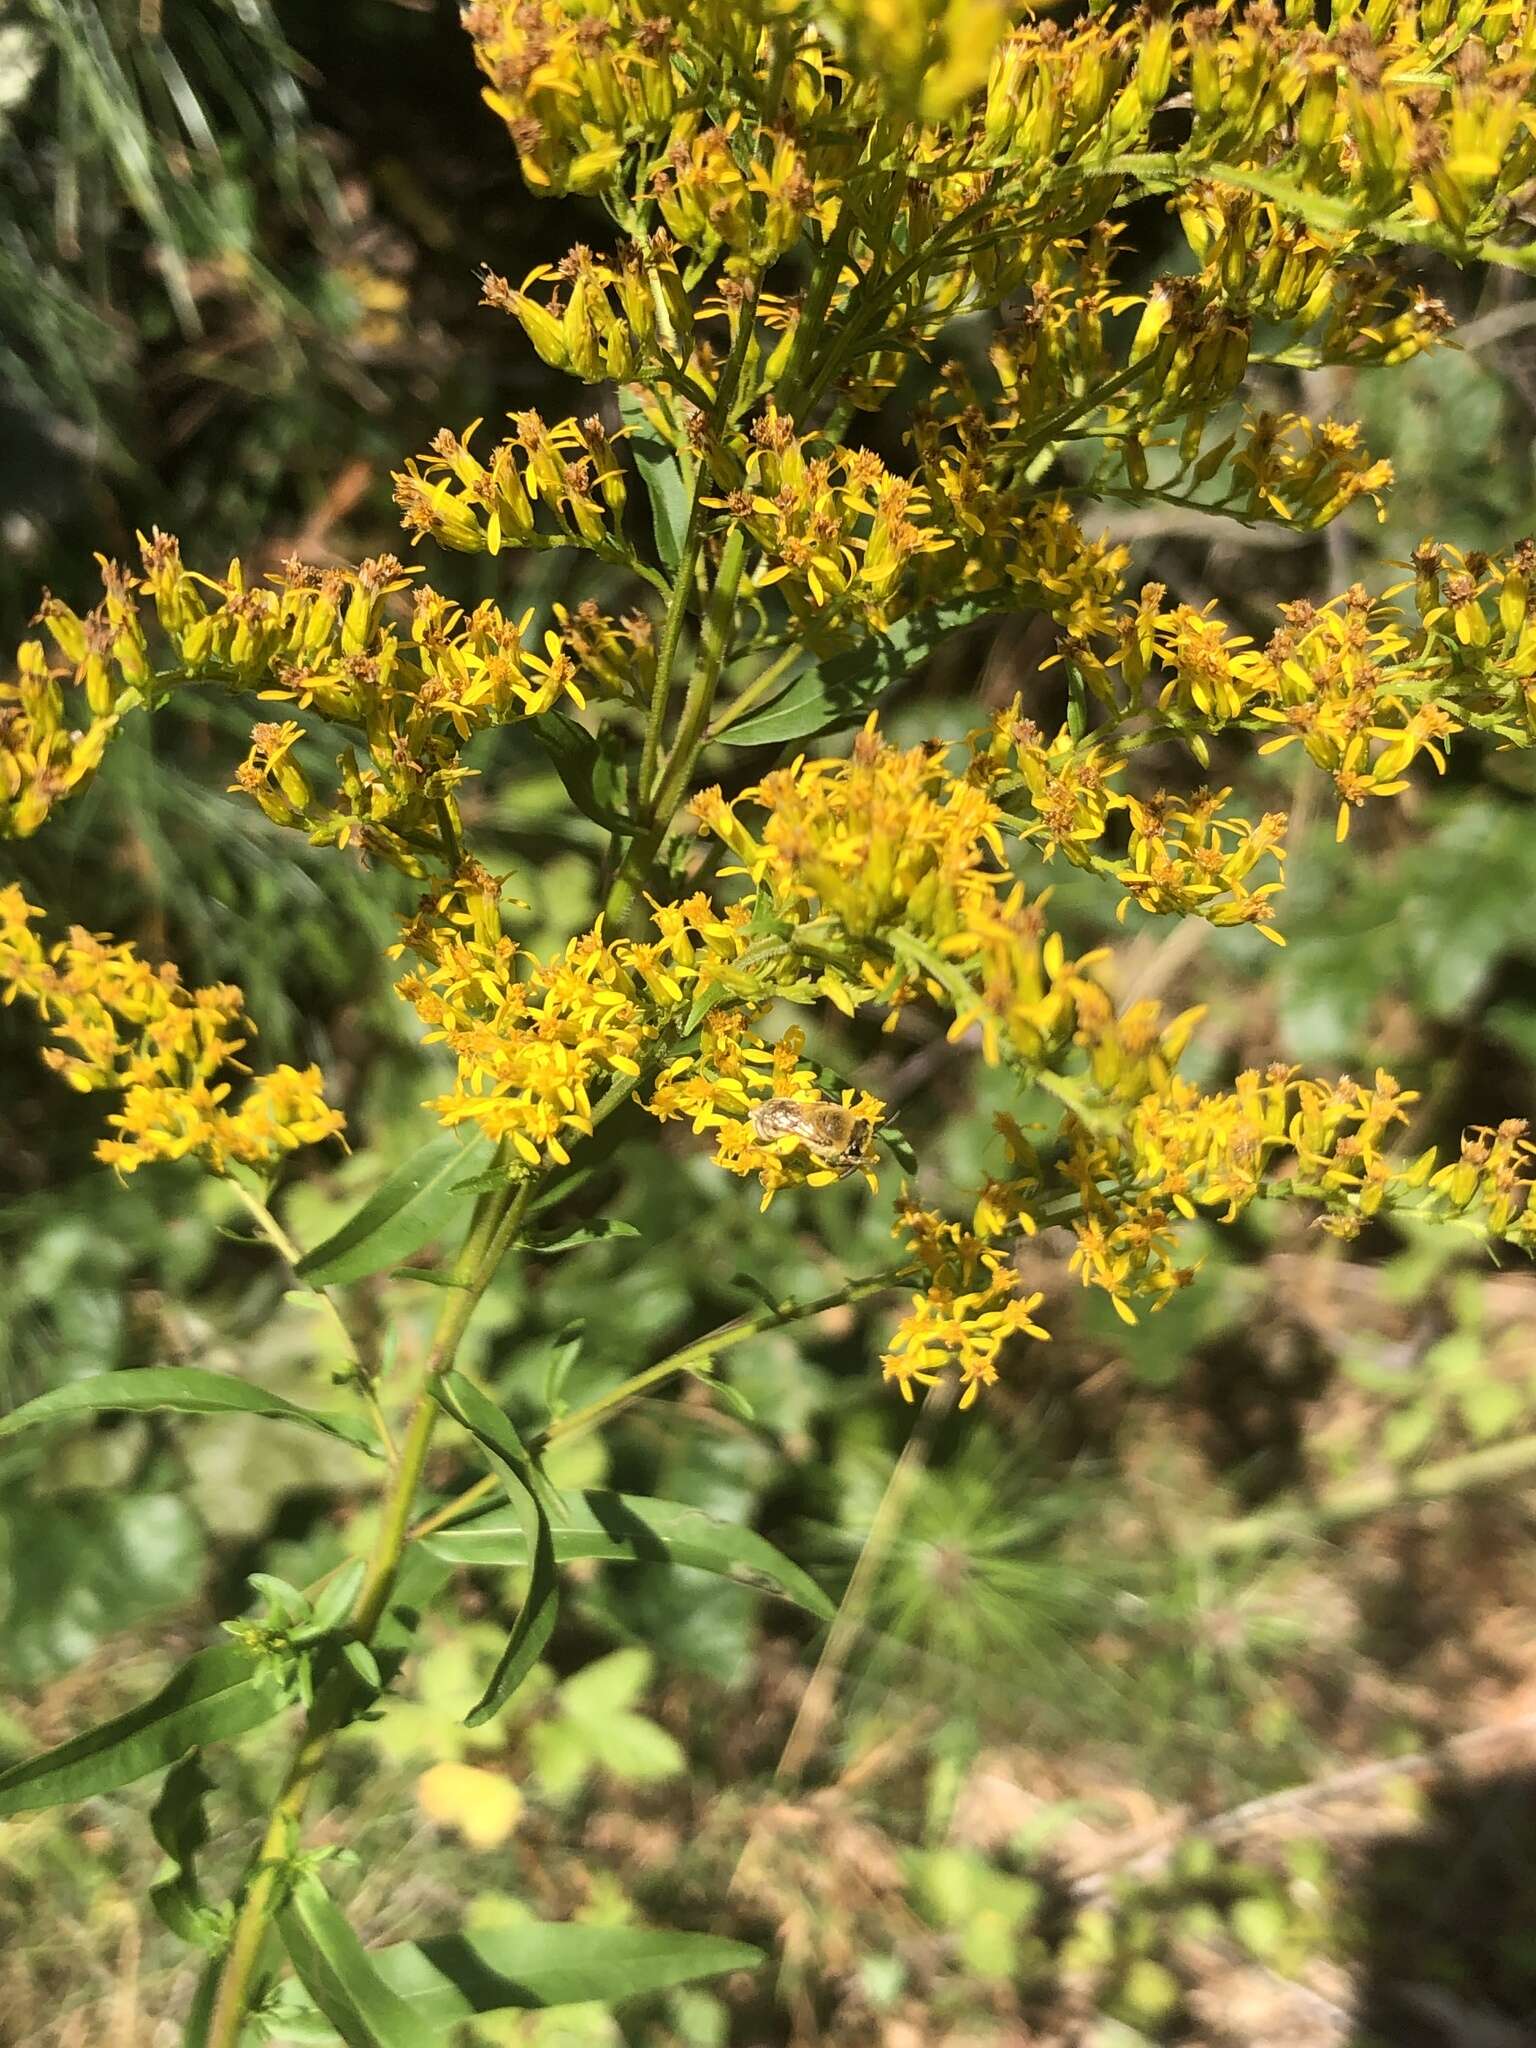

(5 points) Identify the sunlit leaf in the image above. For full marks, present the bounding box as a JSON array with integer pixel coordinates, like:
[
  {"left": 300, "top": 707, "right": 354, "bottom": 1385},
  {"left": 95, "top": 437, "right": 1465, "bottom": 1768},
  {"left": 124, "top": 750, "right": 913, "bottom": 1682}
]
[
  {"left": 424, "top": 1488, "right": 832, "bottom": 1619},
  {"left": 278, "top": 1873, "right": 424, "bottom": 2048},
  {"left": 0, "top": 1645, "right": 284, "bottom": 1816},
  {"left": 296, "top": 1133, "right": 494, "bottom": 1288},
  {"left": 432, "top": 1373, "right": 559, "bottom": 1725},
  {"left": 0, "top": 1366, "right": 377, "bottom": 1454}
]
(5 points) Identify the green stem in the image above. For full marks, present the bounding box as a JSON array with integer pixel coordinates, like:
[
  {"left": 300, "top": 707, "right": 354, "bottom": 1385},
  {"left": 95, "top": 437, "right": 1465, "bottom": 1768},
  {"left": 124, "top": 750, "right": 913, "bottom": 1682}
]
[
  {"left": 707, "top": 640, "right": 803, "bottom": 739},
  {"left": 650, "top": 527, "right": 749, "bottom": 816},
  {"left": 205, "top": 1175, "right": 533, "bottom": 2048},
  {"left": 408, "top": 1266, "right": 913, "bottom": 1546},
  {"left": 636, "top": 458, "right": 712, "bottom": 808},
  {"left": 433, "top": 795, "right": 464, "bottom": 873},
  {"left": 229, "top": 1181, "right": 393, "bottom": 1460},
  {"left": 539, "top": 1262, "right": 907, "bottom": 1448},
  {"left": 605, "top": 523, "right": 750, "bottom": 924},
  {"left": 775, "top": 203, "right": 858, "bottom": 418},
  {"left": 633, "top": 286, "right": 764, "bottom": 815}
]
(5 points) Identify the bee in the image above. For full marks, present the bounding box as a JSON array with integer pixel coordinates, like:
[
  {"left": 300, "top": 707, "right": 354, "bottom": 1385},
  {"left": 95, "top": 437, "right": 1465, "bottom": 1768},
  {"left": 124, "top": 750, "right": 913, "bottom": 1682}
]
[{"left": 747, "top": 1097, "right": 876, "bottom": 1179}]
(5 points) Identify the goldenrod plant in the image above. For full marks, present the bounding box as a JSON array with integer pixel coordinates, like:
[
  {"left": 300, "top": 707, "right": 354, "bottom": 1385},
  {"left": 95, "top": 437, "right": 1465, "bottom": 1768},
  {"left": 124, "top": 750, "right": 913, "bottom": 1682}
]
[{"left": 4, "top": 0, "right": 1536, "bottom": 2036}]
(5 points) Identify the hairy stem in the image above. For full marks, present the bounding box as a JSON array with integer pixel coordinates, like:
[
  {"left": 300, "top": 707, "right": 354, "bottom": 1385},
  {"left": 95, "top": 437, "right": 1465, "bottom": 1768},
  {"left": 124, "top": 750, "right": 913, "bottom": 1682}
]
[
  {"left": 205, "top": 1175, "right": 533, "bottom": 2047},
  {"left": 604, "top": 522, "right": 750, "bottom": 924},
  {"left": 632, "top": 281, "right": 764, "bottom": 814}
]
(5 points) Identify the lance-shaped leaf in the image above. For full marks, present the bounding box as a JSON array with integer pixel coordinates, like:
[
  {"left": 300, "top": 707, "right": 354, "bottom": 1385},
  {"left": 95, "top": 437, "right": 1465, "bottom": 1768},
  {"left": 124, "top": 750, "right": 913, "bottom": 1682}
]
[
  {"left": 296, "top": 1131, "right": 493, "bottom": 1288},
  {"left": 516, "top": 1218, "right": 640, "bottom": 1254},
  {"left": 718, "top": 597, "right": 1008, "bottom": 747},
  {"left": 149, "top": 1752, "right": 225, "bottom": 1952},
  {"left": 278, "top": 1872, "right": 425, "bottom": 2048},
  {"left": 0, "top": 1645, "right": 285, "bottom": 1817},
  {"left": 431, "top": 1373, "right": 558, "bottom": 1726},
  {"left": 527, "top": 712, "right": 636, "bottom": 834},
  {"left": 0, "top": 1366, "right": 378, "bottom": 1455},
  {"left": 288, "top": 1921, "right": 762, "bottom": 2024},
  {"left": 619, "top": 387, "right": 691, "bottom": 574},
  {"left": 423, "top": 1490, "right": 832, "bottom": 1620}
]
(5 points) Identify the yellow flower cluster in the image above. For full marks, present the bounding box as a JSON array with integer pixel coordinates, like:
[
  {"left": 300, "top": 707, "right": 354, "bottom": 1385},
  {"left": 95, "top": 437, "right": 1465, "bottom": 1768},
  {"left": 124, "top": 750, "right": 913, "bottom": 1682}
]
[
  {"left": 892, "top": 1029, "right": 1536, "bottom": 1366},
  {"left": 882, "top": 1195, "right": 1049, "bottom": 1409},
  {"left": 0, "top": 885, "right": 343, "bottom": 1177},
  {"left": 1175, "top": 185, "right": 1455, "bottom": 372},
  {"left": 649, "top": 1018, "right": 885, "bottom": 1209},
  {"left": 979, "top": 704, "right": 1289, "bottom": 939},
  {"left": 464, "top": 0, "right": 761, "bottom": 200},
  {"left": 1121, "top": 547, "right": 1536, "bottom": 838},
  {"left": 1049, "top": 1062, "right": 1536, "bottom": 1321},
  {"left": 484, "top": 244, "right": 696, "bottom": 386},
  {"left": 696, "top": 718, "right": 1114, "bottom": 1067},
  {"left": 697, "top": 717, "right": 1005, "bottom": 942},
  {"left": 0, "top": 633, "right": 121, "bottom": 838},
  {"left": 5, "top": 532, "right": 653, "bottom": 867},
  {"left": 706, "top": 407, "right": 956, "bottom": 636},
  {"left": 1230, "top": 412, "right": 1395, "bottom": 530},
  {"left": 398, "top": 873, "right": 884, "bottom": 1201},
  {"left": 392, "top": 414, "right": 633, "bottom": 564},
  {"left": 396, "top": 876, "right": 744, "bottom": 1167}
]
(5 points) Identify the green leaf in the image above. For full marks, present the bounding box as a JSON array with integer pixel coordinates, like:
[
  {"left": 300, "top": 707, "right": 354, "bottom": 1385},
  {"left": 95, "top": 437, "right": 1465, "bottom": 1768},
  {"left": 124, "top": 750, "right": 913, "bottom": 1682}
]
[
  {"left": 888, "top": 928, "right": 976, "bottom": 1019},
  {"left": 881, "top": 1123, "right": 918, "bottom": 1173},
  {"left": 296, "top": 1132, "right": 494, "bottom": 1288},
  {"left": 450, "top": 1167, "right": 519, "bottom": 1199},
  {"left": 181, "top": 1957, "right": 220, "bottom": 2048},
  {"left": 279, "top": 1872, "right": 425, "bottom": 2048},
  {"left": 0, "top": 1366, "right": 378, "bottom": 1455},
  {"left": 291, "top": 1922, "right": 762, "bottom": 2025},
  {"left": 0, "top": 1644, "right": 283, "bottom": 1816},
  {"left": 620, "top": 387, "right": 691, "bottom": 574},
  {"left": 694, "top": 1372, "right": 757, "bottom": 1426},
  {"left": 542, "top": 1322, "right": 586, "bottom": 1413},
  {"left": 528, "top": 712, "right": 637, "bottom": 834},
  {"left": 517, "top": 1219, "right": 640, "bottom": 1254},
  {"left": 423, "top": 1489, "right": 832, "bottom": 1620},
  {"left": 432, "top": 1374, "right": 559, "bottom": 1726},
  {"left": 718, "top": 598, "right": 1006, "bottom": 747},
  {"left": 149, "top": 1753, "right": 224, "bottom": 1952}
]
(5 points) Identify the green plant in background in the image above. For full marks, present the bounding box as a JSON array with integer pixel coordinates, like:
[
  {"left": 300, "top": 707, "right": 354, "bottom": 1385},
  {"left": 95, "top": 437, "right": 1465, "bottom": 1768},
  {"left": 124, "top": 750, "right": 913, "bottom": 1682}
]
[{"left": 5, "top": 0, "right": 1536, "bottom": 2040}]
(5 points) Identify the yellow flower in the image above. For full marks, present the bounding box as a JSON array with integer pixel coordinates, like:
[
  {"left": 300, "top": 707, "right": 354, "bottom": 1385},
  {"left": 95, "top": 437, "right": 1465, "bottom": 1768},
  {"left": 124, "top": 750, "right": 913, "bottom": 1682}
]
[
  {"left": 0, "top": 885, "right": 344, "bottom": 1176},
  {"left": 882, "top": 1199, "right": 1048, "bottom": 1408}
]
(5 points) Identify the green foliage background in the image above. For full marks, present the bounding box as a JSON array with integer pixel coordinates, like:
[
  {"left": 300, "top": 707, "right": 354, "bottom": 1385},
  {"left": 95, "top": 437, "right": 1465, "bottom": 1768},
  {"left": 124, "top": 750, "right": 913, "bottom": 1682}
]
[{"left": 6, "top": 4, "right": 1536, "bottom": 2043}]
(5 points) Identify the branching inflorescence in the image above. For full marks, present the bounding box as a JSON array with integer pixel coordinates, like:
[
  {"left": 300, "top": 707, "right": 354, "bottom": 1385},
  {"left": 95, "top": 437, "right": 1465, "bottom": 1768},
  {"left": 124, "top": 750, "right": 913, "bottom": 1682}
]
[{"left": 5, "top": 0, "right": 1536, "bottom": 2029}]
